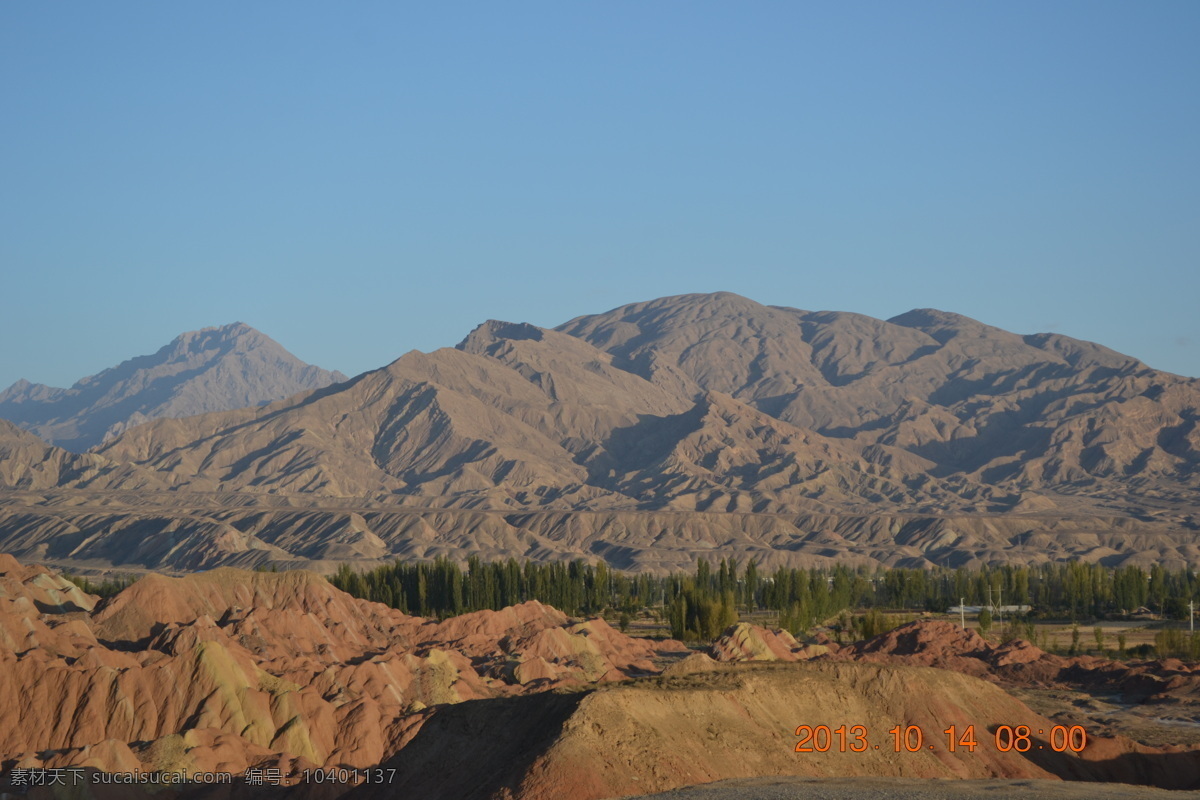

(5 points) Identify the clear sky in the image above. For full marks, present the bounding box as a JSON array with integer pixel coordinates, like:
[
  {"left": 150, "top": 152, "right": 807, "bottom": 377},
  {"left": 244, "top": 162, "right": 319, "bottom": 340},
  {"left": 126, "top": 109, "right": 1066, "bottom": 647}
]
[{"left": 2, "top": 1, "right": 1198, "bottom": 388}]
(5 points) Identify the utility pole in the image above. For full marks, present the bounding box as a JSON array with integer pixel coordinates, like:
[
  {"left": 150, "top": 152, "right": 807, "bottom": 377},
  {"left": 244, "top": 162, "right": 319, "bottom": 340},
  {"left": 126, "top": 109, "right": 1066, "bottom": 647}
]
[{"left": 960, "top": 597, "right": 966, "bottom": 629}]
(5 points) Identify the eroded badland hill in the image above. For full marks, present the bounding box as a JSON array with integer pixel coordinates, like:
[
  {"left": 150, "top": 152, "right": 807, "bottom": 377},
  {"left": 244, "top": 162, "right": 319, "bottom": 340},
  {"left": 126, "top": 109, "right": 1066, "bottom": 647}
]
[{"left": 2, "top": 555, "right": 1198, "bottom": 798}]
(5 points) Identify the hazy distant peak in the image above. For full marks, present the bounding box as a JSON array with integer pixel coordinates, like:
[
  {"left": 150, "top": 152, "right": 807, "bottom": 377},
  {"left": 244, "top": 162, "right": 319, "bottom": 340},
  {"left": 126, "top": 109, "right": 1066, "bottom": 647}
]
[
  {"left": 0, "top": 378, "right": 64, "bottom": 404},
  {"left": 196, "top": 321, "right": 258, "bottom": 340},
  {"left": 0, "top": 379, "right": 35, "bottom": 401},
  {"left": 0, "top": 323, "right": 346, "bottom": 451},
  {"left": 196, "top": 321, "right": 254, "bottom": 335},
  {"left": 161, "top": 321, "right": 269, "bottom": 354}
]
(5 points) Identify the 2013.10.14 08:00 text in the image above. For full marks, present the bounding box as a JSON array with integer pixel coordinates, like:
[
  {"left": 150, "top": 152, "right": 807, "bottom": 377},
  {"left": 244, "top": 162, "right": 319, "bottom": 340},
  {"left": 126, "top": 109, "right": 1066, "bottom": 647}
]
[{"left": 794, "top": 724, "right": 1087, "bottom": 754}]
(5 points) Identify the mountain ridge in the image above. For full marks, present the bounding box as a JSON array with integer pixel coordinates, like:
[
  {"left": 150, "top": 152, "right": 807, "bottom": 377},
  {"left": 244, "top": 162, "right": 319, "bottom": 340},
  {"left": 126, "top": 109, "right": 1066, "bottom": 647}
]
[{"left": 1, "top": 292, "right": 1197, "bottom": 573}]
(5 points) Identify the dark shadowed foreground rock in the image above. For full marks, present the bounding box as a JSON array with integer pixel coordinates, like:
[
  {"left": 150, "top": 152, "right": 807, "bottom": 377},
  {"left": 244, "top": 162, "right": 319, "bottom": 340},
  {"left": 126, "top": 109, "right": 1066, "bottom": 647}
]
[{"left": 350, "top": 661, "right": 1200, "bottom": 800}]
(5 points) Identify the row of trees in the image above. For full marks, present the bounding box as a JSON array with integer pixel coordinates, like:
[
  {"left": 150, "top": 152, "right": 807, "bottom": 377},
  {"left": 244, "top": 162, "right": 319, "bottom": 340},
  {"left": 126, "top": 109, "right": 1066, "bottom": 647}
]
[
  {"left": 760, "top": 561, "right": 1195, "bottom": 621},
  {"left": 330, "top": 556, "right": 656, "bottom": 618},
  {"left": 61, "top": 573, "right": 134, "bottom": 598},
  {"left": 328, "top": 556, "right": 1200, "bottom": 637}
]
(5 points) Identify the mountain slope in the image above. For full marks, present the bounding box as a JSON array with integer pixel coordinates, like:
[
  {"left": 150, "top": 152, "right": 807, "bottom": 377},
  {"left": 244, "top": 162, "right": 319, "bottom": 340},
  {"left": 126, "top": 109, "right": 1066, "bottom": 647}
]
[
  {"left": 559, "top": 293, "right": 1200, "bottom": 503},
  {"left": 93, "top": 326, "right": 688, "bottom": 505},
  {"left": 0, "top": 419, "right": 165, "bottom": 492},
  {"left": 585, "top": 390, "right": 994, "bottom": 514},
  {"left": 0, "top": 323, "right": 347, "bottom": 451}
]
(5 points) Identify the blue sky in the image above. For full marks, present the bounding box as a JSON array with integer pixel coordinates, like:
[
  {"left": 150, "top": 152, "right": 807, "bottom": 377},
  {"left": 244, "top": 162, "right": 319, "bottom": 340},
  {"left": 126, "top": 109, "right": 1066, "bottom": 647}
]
[{"left": 2, "top": 1, "right": 1198, "bottom": 387}]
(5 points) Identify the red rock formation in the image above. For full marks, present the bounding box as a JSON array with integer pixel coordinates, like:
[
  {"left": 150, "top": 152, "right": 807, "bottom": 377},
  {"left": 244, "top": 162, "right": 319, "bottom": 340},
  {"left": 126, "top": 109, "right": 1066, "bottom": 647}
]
[
  {"left": 0, "top": 555, "right": 685, "bottom": 785},
  {"left": 829, "top": 619, "right": 1200, "bottom": 707}
]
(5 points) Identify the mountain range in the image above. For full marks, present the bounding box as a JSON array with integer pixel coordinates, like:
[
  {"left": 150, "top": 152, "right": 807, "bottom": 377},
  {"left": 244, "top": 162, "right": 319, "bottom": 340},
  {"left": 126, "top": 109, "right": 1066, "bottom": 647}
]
[{"left": 0, "top": 293, "right": 1196, "bottom": 573}]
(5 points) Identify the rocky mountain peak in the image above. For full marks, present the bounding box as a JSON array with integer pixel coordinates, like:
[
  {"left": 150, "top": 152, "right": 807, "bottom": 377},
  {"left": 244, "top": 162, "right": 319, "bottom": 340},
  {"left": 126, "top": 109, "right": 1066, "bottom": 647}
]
[
  {"left": 886, "top": 308, "right": 1006, "bottom": 343},
  {"left": 456, "top": 320, "right": 546, "bottom": 354},
  {"left": 0, "top": 323, "right": 346, "bottom": 451}
]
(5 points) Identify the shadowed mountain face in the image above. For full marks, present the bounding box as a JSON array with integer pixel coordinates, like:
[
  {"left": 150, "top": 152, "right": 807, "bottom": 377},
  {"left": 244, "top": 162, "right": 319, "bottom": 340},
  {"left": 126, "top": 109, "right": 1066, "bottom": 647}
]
[
  {"left": 0, "top": 323, "right": 347, "bottom": 451},
  {"left": 2, "top": 293, "right": 1198, "bottom": 572},
  {"left": 559, "top": 293, "right": 1200, "bottom": 504}
]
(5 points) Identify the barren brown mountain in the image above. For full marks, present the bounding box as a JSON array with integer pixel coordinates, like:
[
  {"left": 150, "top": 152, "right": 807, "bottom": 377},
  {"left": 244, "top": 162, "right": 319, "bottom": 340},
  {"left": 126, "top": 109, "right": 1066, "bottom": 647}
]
[
  {"left": 0, "top": 322, "right": 346, "bottom": 452},
  {"left": 0, "top": 293, "right": 1197, "bottom": 573},
  {"left": 558, "top": 294, "right": 1199, "bottom": 501}
]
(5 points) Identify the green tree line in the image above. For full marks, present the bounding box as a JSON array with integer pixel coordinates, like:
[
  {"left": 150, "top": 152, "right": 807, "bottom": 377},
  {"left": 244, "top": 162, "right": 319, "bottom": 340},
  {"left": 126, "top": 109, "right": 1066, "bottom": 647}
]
[
  {"left": 328, "top": 556, "right": 1200, "bottom": 639},
  {"left": 61, "top": 573, "right": 134, "bottom": 598}
]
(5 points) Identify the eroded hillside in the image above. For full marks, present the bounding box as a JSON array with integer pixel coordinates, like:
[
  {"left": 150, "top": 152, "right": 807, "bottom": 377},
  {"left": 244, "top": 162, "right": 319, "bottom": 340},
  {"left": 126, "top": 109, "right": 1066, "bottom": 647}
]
[{"left": 4, "top": 557, "right": 1197, "bottom": 799}]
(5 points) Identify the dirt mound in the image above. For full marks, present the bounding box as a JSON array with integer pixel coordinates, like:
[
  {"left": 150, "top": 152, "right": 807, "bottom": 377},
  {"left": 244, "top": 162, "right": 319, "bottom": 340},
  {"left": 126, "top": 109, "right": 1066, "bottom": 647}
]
[
  {"left": 710, "top": 622, "right": 805, "bottom": 661},
  {"left": 828, "top": 619, "right": 997, "bottom": 681},
  {"left": 851, "top": 619, "right": 989, "bottom": 657},
  {"left": 824, "top": 620, "right": 1200, "bottom": 748},
  {"left": 357, "top": 661, "right": 1200, "bottom": 800},
  {"left": 0, "top": 552, "right": 96, "bottom": 614},
  {"left": 91, "top": 566, "right": 413, "bottom": 649},
  {"left": 832, "top": 620, "right": 1198, "bottom": 702},
  {"left": 661, "top": 652, "right": 722, "bottom": 677},
  {"left": 708, "top": 623, "right": 840, "bottom": 663}
]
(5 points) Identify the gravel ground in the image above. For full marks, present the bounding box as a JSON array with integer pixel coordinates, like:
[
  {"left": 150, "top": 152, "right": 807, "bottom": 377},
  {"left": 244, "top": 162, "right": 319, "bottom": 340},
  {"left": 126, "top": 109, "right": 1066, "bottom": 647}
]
[{"left": 630, "top": 777, "right": 1200, "bottom": 800}]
